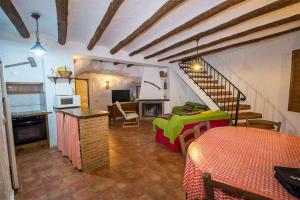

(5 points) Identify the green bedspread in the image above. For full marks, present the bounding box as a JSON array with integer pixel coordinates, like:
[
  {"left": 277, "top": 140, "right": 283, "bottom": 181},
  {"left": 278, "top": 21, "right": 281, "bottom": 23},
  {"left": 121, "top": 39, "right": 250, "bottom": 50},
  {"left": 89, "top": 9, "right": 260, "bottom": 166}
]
[{"left": 152, "top": 110, "right": 230, "bottom": 144}]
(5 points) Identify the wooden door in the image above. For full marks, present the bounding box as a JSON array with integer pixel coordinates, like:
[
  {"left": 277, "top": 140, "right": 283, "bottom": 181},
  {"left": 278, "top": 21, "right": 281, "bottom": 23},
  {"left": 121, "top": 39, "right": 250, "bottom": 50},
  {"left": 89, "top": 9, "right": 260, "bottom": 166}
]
[
  {"left": 75, "top": 79, "right": 89, "bottom": 108},
  {"left": 288, "top": 49, "right": 300, "bottom": 112},
  {"left": 0, "top": 59, "right": 17, "bottom": 199}
]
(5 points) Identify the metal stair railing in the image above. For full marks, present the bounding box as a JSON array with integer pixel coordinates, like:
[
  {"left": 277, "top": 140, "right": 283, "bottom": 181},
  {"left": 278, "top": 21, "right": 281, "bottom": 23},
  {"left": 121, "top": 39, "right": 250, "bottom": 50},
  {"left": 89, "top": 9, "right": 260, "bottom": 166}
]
[{"left": 179, "top": 58, "right": 246, "bottom": 126}]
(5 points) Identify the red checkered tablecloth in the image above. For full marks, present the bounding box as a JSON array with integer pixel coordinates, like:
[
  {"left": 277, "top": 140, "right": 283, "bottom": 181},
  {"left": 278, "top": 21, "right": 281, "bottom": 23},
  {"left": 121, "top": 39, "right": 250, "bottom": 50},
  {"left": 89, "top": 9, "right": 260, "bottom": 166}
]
[{"left": 183, "top": 127, "right": 300, "bottom": 200}]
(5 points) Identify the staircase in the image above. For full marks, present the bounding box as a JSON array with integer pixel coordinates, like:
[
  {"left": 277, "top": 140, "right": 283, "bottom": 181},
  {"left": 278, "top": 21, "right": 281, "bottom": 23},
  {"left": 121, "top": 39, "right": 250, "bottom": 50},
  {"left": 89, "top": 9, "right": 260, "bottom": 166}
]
[{"left": 178, "top": 58, "right": 262, "bottom": 125}]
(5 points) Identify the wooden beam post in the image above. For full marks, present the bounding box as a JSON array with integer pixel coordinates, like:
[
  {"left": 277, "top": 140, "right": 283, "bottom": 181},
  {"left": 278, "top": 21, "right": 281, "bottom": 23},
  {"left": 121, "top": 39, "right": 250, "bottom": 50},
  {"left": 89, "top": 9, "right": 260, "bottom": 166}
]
[
  {"left": 0, "top": 0, "right": 30, "bottom": 38},
  {"left": 55, "top": 0, "right": 68, "bottom": 45},
  {"left": 87, "top": 0, "right": 124, "bottom": 50},
  {"left": 110, "top": 0, "right": 185, "bottom": 54},
  {"left": 145, "top": 0, "right": 300, "bottom": 59}
]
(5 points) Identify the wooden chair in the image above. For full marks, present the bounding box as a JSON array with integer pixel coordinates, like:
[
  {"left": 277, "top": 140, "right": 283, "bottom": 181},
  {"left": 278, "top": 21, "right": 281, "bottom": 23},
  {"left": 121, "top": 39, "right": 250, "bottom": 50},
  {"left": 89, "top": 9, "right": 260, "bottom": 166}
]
[
  {"left": 116, "top": 101, "right": 139, "bottom": 128},
  {"left": 246, "top": 119, "right": 281, "bottom": 132},
  {"left": 203, "top": 172, "right": 271, "bottom": 200},
  {"left": 194, "top": 120, "right": 210, "bottom": 137},
  {"left": 179, "top": 121, "right": 210, "bottom": 157}
]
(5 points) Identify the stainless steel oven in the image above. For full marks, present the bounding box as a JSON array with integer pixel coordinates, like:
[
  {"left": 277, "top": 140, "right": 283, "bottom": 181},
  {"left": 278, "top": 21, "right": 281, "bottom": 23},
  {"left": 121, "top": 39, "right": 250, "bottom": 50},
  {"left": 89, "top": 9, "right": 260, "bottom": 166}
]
[{"left": 12, "top": 115, "right": 47, "bottom": 146}]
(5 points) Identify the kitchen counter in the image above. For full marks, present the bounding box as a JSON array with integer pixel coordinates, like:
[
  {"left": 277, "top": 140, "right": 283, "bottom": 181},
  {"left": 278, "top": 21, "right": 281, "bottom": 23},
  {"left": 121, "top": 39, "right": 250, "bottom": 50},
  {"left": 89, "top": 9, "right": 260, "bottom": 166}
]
[
  {"left": 55, "top": 107, "right": 109, "bottom": 119},
  {"left": 55, "top": 107, "right": 109, "bottom": 171},
  {"left": 11, "top": 110, "right": 52, "bottom": 118}
]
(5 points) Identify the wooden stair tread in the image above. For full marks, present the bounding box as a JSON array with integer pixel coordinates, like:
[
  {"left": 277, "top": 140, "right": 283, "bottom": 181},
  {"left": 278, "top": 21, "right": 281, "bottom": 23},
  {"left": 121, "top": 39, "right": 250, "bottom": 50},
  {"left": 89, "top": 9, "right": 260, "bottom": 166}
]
[
  {"left": 233, "top": 112, "right": 262, "bottom": 120},
  {"left": 221, "top": 104, "right": 251, "bottom": 111},
  {"left": 185, "top": 70, "right": 208, "bottom": 74},
  {"left": 201, "top": 85, "right": 224, "bottom": 89},
  {"left": 207, "top": 91, "right": 232, "bottom": 96},
  {"left": 189, "top": 75, "right": 212, "bottom": 79},
  {"left": 213, "top": 97, "right": 237, "bottom": 103},
  {"left": 196, "top": 80, "right": 218, "bottom": 83},
  {"left": 237, "top": 122, "right": 274, "bottom": 130}
]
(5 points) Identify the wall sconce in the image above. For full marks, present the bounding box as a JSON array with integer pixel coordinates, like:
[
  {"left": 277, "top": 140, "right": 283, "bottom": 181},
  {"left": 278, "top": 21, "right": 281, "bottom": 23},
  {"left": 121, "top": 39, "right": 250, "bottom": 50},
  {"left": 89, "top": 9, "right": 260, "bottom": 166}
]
[{"left": 105, "top": 81, "right": 110, "bottom": 90}]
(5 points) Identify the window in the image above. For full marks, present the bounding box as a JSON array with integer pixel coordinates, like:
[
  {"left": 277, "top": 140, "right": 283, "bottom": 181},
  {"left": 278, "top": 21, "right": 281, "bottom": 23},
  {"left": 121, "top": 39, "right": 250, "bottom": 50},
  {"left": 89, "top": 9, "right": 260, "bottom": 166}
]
[{"left": 288, "top": 49, "right": 300, "bottom": 112}]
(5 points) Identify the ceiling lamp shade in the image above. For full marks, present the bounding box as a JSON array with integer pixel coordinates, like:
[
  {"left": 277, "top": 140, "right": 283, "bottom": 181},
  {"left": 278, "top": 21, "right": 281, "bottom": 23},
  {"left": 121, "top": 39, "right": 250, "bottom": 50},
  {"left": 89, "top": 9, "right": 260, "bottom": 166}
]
[
  {"left": 30, "top": 41, "right": 47, "bottom": 56},
  {"left": 191, "top": 39, "right": 204, "bottom": 71},
  {"left": 30, "top": 13, "right": 47, "bottom": 56}
]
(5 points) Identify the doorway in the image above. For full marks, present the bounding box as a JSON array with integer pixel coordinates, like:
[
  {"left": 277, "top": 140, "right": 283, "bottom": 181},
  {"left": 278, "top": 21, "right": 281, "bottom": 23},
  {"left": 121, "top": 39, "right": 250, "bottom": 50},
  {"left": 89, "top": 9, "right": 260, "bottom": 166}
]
[{"left": 75, "top": 79, "right": 90, "bottom": 108}]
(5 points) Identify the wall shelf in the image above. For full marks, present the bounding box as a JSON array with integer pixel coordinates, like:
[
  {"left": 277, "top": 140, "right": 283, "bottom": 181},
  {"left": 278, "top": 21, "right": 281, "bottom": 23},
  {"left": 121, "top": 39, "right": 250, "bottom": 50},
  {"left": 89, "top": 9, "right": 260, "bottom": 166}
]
[
  {"left": 7, "top": 91, "right": 45, "bottom": 95},
  {"left": 48, "top": 76, "right": 75, "bottom": 84},
  {"left": 6, "top": 82, "right": 44, "bottom": 95}
]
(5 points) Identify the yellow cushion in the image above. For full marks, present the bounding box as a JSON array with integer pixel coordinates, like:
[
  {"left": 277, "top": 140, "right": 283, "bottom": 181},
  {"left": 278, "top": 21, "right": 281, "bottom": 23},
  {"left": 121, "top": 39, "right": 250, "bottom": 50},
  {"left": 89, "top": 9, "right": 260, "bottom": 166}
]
[{"left": 201, "top": 110, "right": 213, "bottom": 114}]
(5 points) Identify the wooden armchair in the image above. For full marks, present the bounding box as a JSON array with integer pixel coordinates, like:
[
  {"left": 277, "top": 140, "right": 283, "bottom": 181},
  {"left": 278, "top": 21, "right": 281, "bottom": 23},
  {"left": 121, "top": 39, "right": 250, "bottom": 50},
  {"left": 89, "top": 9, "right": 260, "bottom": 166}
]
[
  {"left": 246, "top": 119, "right": 281, "bottom": 132},
  {"left": 116, "top": 101, "right": 139, "bottom": 128},
  {"left": 203, "top": 172, "right": 271, "bottom": 200},
  {"left": 179, "top": 121, "right": 210, "bottom": 157}
]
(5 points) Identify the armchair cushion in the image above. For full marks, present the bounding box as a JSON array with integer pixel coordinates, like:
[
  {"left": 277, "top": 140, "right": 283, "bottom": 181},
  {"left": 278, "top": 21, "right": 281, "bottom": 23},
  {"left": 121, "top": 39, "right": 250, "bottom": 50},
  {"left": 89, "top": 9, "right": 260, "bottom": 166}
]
[
  {"left": 125, "top": 113, "right": 139, "bottom": 120},
  {"left": 124, "top": 110, "right": 136, "bottom": 113}
]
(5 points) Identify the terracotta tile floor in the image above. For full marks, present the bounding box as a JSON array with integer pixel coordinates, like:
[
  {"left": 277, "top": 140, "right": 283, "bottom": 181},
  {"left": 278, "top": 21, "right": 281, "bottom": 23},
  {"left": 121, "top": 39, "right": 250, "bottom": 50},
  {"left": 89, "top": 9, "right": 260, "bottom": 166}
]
[{"left": 15, "top": 120, "right": 185, "bottom": 200}]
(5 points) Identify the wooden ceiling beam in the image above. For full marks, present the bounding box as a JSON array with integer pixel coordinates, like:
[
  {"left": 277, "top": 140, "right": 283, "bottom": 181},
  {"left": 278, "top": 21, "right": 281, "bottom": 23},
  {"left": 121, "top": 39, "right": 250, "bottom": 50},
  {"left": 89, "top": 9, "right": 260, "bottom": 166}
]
[
  {"left": 145, "top": 0, "right": 300, "bottom": 59},
  {"left": 0, "top": 0, "right": 30, "bottom": 38},
  {"left": 127, "top": 64, "right": 136, "bottom": 68},
  {"left": 170, "top": 26, "right": 300, "bottom": 63},
  {"left": 110, "top": 0, "right": 185, "bottom": 54},
  {"left": 92, "top": 59, "right": 138, "bottom": 67},
  {"left": 87, "top": 0, "right": 124, "bottom": 50},
  {"left": 159, "top": 14, "right": 300, "bottom": 61},
  {"left": 55, "top": 0, "right": 68, "bottom": 45},
  {"left": 129, "top": 0, "right": 246, "bottom": 56}
]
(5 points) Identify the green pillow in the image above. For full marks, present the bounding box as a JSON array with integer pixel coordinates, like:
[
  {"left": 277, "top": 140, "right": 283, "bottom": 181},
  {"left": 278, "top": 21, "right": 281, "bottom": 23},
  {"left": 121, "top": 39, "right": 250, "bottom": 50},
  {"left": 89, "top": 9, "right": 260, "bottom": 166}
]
[
  {"left": 194, "top": 104, "right": 208, "bottom": 112},
  {"left": 184, "top": 104, "right": 193, "bottom": 112},
  {"left": 185, "top": 101, "right": 200, "bottom": 107}
]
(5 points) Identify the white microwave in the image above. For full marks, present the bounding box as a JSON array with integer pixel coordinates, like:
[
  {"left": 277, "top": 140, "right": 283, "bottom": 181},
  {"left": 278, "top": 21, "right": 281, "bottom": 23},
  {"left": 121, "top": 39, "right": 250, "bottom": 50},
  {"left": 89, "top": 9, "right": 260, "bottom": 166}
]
[{"left": 53, "top": 95, "right": 81, "bottom": 108}]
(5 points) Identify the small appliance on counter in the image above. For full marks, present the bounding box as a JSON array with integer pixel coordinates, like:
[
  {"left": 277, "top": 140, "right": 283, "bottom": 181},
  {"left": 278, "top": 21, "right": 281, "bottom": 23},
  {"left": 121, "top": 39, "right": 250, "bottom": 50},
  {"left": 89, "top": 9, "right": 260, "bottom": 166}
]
[{"left": 53, "top": 95, "right": 81, "bottom": 108}]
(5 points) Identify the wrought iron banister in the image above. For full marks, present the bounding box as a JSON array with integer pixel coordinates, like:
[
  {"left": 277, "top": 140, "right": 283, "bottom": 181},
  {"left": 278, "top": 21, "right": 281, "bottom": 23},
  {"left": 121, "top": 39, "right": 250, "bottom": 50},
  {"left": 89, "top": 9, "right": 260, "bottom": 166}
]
[{"left": 179, "top": 57, "right": 246, "bottom": 125}]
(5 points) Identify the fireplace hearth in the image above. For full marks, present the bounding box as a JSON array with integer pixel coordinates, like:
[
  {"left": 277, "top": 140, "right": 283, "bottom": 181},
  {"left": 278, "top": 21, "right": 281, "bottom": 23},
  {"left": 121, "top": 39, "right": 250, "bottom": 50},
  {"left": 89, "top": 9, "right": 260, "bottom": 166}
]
[
  {"left": 138, "top": 99, "right": 169, "bottom": 119},
  {"left": 142, "top": 103, "right": 162, "bottom": 117}
]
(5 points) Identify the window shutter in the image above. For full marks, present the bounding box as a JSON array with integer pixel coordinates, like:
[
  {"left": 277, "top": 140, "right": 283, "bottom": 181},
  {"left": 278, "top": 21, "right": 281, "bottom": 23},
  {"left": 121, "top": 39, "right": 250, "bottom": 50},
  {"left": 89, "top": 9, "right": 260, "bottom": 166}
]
[{"left": 288, "top": 49, "right": 300, "bottom": 112}]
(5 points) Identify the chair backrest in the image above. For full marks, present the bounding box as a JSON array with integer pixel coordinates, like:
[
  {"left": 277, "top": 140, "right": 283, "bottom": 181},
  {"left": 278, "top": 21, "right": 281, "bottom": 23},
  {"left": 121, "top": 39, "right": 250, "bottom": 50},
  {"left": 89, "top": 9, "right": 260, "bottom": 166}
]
[
  {"left": 203, "top": 172, "right": 271, "bottom": 200},
  {"left": 194, "top": 121, "right": 211, "bottom": 138},
  {"left": 115, "top": 101, "right": 126, "bottom": 117},
  {"left": 179, "top": 121, "right": 210, "bottom": 157},
  {"left": 246, "top": 119, "right": 281, "bottom": 132},
  {"left": 179, "top": 129, "right": 195, "bottom": 158}
]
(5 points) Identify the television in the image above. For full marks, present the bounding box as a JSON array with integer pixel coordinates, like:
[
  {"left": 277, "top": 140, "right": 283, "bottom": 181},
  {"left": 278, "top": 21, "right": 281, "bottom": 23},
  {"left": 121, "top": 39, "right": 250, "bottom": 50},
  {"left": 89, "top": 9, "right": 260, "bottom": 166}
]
[{"left": 112, "top": 90, "right": 130, "bottom": 103}]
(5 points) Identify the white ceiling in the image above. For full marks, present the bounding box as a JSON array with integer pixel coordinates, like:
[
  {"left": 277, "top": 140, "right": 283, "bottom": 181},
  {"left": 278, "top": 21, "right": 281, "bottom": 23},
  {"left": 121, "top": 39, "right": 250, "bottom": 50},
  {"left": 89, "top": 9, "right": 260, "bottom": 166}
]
[{"left": 1, "top": 0, "right": 300, "bottom": 63}]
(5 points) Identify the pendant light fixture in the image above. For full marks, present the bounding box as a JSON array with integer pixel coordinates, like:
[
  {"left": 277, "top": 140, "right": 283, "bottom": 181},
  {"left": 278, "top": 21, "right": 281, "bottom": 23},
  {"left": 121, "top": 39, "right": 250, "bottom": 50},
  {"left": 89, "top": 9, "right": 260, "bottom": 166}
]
[
  {"left": 191, "top": 39, "right": 204, "bottom": 71},
  {"left": 30, "top": 13, "right": 47, "bottom": 56}
]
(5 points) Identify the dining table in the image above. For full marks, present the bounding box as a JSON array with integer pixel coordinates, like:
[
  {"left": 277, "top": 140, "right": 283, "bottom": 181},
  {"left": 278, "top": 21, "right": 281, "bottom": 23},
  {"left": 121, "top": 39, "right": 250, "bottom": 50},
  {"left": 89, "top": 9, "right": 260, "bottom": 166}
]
[{"left": 183, "top": 126, "right": 300, "bottom": 200}]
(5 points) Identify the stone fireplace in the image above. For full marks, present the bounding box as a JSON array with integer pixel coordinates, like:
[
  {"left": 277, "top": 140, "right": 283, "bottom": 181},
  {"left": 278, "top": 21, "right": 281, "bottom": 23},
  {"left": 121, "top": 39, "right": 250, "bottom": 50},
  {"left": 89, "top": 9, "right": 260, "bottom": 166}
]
[{"left": 138, "top": 99, "right": 168, "bottom": 119}]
